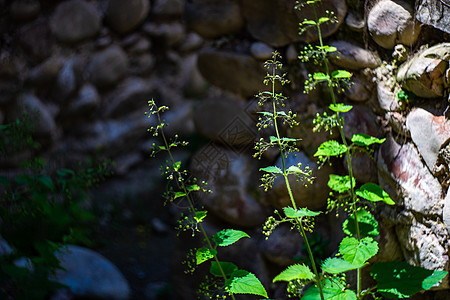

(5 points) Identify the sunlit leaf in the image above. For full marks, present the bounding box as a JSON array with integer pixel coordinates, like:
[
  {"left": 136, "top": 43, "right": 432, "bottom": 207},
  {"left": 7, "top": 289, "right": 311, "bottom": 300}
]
[
  {"left": 225, "top": 270, "right": 268, "bottom": 298},
  {"left": 273, "top": 264, "right": 315, "bottom": 282},
  {"left": 260, "top": 166, "right": 283, "bottom": 174},
  {"left": 213, "top": 229, "right": 250, "bottom": 247},
  {"left": 283, "top": 207, "right": 321, "bottom": 218},
  {"left": 173, "top": 191, "right": 186, "bottom": 199},
  {"left": 303, "top": 279, "right": 357, "bottom": 300},
  {"left": 321, "top": 258, "right": 364, "bottom": 274},
  {"left": 196, "top": 247, "right": 217, "bottom": 265},
  {"left": 331, "top": 70, "right": 352, "bottom": 79},
  {"left": 351, "top": 134, "right": 385, "bottom": 147},
  {"left": 194, "top": 211, "right": 207, "bottom": 222},
  {"left": 210, "top": 261, "right": 238, "bottom": 277},
  {"left": 314, "top": 140, "right": 347, "bottom": 157},
  {"left": 327, "top": 174, "right": 355, "bottom": 193},
  {"left": 339, "top": 237, "right": 378, "bottom": 265},
  {"left": 329, "top": 103, "right": 353, "bottom": 113},
  {"left": 356, "top": 183, "right": 395, "bottom": 205}
]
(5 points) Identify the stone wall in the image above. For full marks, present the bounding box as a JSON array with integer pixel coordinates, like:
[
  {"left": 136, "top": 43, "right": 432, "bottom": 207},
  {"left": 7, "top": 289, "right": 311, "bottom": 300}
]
[{"left": 2, "top": 0, "right": 450, "bottom": 299}]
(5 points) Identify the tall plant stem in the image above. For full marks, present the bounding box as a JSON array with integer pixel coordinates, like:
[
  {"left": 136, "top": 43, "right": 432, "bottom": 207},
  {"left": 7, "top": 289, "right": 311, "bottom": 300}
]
[
  {"left": 312, "top": 4, "right": 362, "bottom": 297},
  {"left": 157, "top": 112, "right": 236, "bottom": 300},
  {"left": 270, "top": 64, "right": 325, "bottom": 300}
]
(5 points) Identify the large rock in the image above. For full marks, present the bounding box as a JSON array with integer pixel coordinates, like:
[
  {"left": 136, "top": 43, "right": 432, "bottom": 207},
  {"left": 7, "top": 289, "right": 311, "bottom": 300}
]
[
  {"left": 18, "top": 20, "right": 54, "bottom": 62},
  {"left": 396, "top": 43, "right": 450, "bottom": 98},
  {"left": 87, "top": 45, "right": 128, "bottom": 88},
  {"left": 105, "top": 0, "right": 150, "bottom": 34},
  {"left": 260, "top": 225, "right": 303, "bottom": 266},
  {"left": 406, "top": 108, "right": 450, "bottom": 172},
  {"left": 416, "top": 0, "right": 450, "bottom": 34},
  {"left": 377, "top": 136, "right": 443, "bottom": 215},
  {"left": 342, "top": 104, "right": 379, "bottom": 140},
  {"left": 329, "top": 41, "right": 381, "bottom": 70},
  {"left": 242, "top": 0, "right": 347, "bottom": 46},
  {"left": 50, "top": 0, "right": 100, "bottom": 43},
  {"left": 367, "top": 0, "right": 421, "bottom": 49},
  {"left": 66, "top": 83, "right": 100, "bottom": 117},
  {"left": 193, "top": 95, "right": 256, "bottom": 148},
  {"left": 197, "top": 48, "right": 266, "bottom": 98},
  {"left": 395, "top": 213, "right": 449, "bottom": 288},
  {"left": 103, "top": 77, "right": 154, "bottom": 118},
  {"left": 268, "top": 152, "right": 332, "bottom": 211},
  {"left": 53, "top": 245, "right": 130, "bottom": 300},
  {"left": 185, "top": 0, "right": 244, "bottom": 39},
  {"left": 10, "top": 0, "right": 40, "bottom": 21},
  {"left": 190, "top": 145, "right": 268, "bottom": 227}
]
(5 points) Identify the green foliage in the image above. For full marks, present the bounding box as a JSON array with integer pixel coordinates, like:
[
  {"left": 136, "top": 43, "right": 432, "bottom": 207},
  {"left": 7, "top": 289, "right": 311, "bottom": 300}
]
[
  {"left": 321, "top": 258, "right": 364, "bottom": 274},
  {"left": 212, "top": 229, "right": 250, "bottom": 247},
  {"left": 303, "top": 279, "right": 356, "bottom": 300},
  {"left": 273, "top": 264, "right": 315, "bottom": 282},
  {"left": 342, "top": 209, "right": 379, "bottom": 238},
  {"left": 225, "top": 270, "right": 268, "bottom": 298},
  {"left": 0, "top": 115, "right": 110, "bottom": 299},
  {"left": 339, "top": 237, "right": 378, "bottom": 265},
  {"left": 355, "top": 183, "right": 395, "bottom": 205},
  {"left": 371, "top": 261, "right": 448, "bottom": 298}
]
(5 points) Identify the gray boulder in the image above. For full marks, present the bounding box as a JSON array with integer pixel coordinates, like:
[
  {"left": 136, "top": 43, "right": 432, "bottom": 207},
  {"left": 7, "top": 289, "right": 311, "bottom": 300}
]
[
  {"left": 87, "top": 45, "right": 128, "bottom": 88},
  {"left": 105, "top": 0, "right": 150, "bottom": 34}
]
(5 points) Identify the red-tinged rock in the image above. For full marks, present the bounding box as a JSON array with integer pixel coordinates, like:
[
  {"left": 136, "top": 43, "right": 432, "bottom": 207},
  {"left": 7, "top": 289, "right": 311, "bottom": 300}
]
[
  {"left": 377, "top": 136, "right": 443, "bottom": 215},
  {"left": 406, "top": 108, "right": 450, "bottom": 172},
  {"left": 343, "top": 104, "right": 380, "bottom": 140}
]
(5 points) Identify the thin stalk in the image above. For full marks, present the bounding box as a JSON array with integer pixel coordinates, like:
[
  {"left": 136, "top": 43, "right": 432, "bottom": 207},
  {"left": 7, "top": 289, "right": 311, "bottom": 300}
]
[
  {"left": 269, "top": 64, "right": 325, "bottom": 300},
  {"left": 312, "top": 4, "right": 362, "bottom": 297},
  {"left": 157, "top": 112, "right": 236, "bottom": 300}
]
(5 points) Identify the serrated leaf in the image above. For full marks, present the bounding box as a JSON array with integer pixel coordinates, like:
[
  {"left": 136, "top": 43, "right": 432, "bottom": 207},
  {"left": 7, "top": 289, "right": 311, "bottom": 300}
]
[
  {"left": 283, "top": 207, "right": 321, "bottom": 218},
  {"left": 260, "top": 166, "right": 283, "bottom": 174},
  {"left": 281, "top": 137, "right": 298, "bottom": 142},
  {"left": 327, "top": 174, "right": 355, "bottom": 193},
  {"left": 321, "top": 258, "right": 364, "bottom": 274},
  {"left": 194, "top": 211, "right": 207, "bottom": 222},
  {"left": 273, "top": 264, "right": 315, "bottom": 282},
  {"left": 313, "top": 72, "right": 329, "bottom": 81},
  {"left": 331, "top": 70, "right": 352, "bottom": 79},
  {"left": 314, "top": 140, "right": 347, "bottom": 157},
  {"left": 302, "top": 20, "right": 317, "bottom": 25},
  {"left": 303, "top": 279, "right": 357, "bottom": 300},
  {"left": 351, "top": 134, "right": 385, "bottom": 147},
  {"left": 371, "top": 261, "right": 448, "bottom": 298},
  {"left": 196, "top": 247, "right": 217, "bottom": 265},
  {"left": 187, "top": 184, "right": 200, "bottom": 192},
  {"left": 286, "top": 165, "right": 303, "bottom": 174},
  {"left": 173, "top": 191, "right": 186, "bottom": 199},
  {"left": 329, "top": 103, "right": 353, "bottom": 113},
  {"left": 210, "top": 261, "right": 238, "bottom": 277},
  {"left": 225, "top": 270, "right": 268, "bottom": 298},
  {"left": 212, "top": 229, "right": 250, "bottom": 247},
  {"left": 37, "top": 175, "right": 54, "bottom": 191},
  {"left": 270, "top": 136, "right": 278, "bottom": 142},
  {"left": 343, "top": 209, "right": 379, "bottom": 237},
  {"left": 339, "top": 237, "right": 378, "bottom": 265},
  {"left": 356, "top": 183, "right": 395, "bottom": 205}
]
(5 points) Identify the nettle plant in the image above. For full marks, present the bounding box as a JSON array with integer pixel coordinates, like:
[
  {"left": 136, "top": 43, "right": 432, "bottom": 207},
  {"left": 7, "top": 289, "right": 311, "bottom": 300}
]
[
  {"left": 251, "top": 0, "right": 447, "bottom": 299},
  {"left": 147, "top": 101, "right": 268, "bottom": 299}
]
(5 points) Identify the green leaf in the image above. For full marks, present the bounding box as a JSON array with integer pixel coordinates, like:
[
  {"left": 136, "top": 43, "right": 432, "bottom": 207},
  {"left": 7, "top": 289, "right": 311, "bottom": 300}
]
[
  {"left": 321, "top": 45, "right": 337, "bottom": 53},
  {"left": 173, "top": 161, "right": 181, "bottom": 171},
  {"left": 356, "top": 183, "right": 395, "bottom": 205},
  {"left": 314, "top": 140, "right": 347, "bottom": 157},
  {"left": 270, "top": 136, "right": 278, "bottom": 143},
  {"left": 343, "top": 209, "right": 379, "bottom": 237},
  {"left": 260, "top": 166, "right": 283, "bottom": 174},
  {"left": 273, "top": 263, "right": 315, "bottom": 282},
  {"left": 212, "top": 229, "right": 250, "bottom": 247},
  {"left": 187, "top": 184, "right": 200, "bottom": 192},
  {"left": 302, "top": 20, "right": 317, "bottom": 25},
  {"left": 318, "top": 16, "right": 330, "bottom": 23},
  {"left": 303, "top": 279, "right": 357, "bottom": 300},
  {"left": 194, "top": 211, "right": 207, "bottom": 222},
  {"left": 339, "top": 237, "right": 378, "bottom": 265},
  {"left": 327, "top": 174, "right": 355, "bottom": 193},
  {"left": 329, "top": 103, "right": 353, "bottom": 113},
  {"left": 331, "top": 70, "right": 352, "bottom": 79},
  {"left": 196, "top": 247, "right": 217, "bottom": 265},
  {"left": 210, "top": 261, "right": 238, "bottom": 277},
  {"left": 283, "top": 207, "right": 321, "bottom": 218},
  {"left": 351, "top": 134, "right": 385, "bottom": 147},
  {"left": 321, "top": 258, "right": 364, "bottom": 274},
  {"left": 313, "top": 72, "right": 329, "bottom": 81},
  {"left": 173, "top": 191, "right": 186, "bottom": 199},
  {"left": 371, "top": 261, "right": 448, "bottom": 298},
  {"left": 225, "top": 270, "right": 268, "bottom": 298},
  {"left": 281, "top": 137, "right": 298, "bottom": 142}
]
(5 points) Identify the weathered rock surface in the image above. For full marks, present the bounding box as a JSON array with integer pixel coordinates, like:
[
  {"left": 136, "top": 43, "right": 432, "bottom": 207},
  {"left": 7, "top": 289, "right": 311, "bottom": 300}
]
[
  {"left": 53, "top": 245, "right": 130, "bottom": 300},
  {"left": 397, "top": 43, "right": 450, "bottom": 98},
  {"left": 377, "top": 136, "right": 443, "bottom": 215},
  {"left": 406, "top": 108, "right": 450, "bottom": 172},
  {"left": 345, "top": 73, "right": 372, "bottom": 102},
  {"left": 367, "top": 0, "right": 421, "bottom": 49},
  {"left": 190, "top": 146, "right": 267, "bottom": 227},
  {"left": 269, "top": 152, "right": 332, "bottom": 211},
  {"left": 242, "top": 0, "right": 347, "bottom": 46},
  {"left": 329, "top": 41, "right": 381, "bottom": 70},
  {"left": 105, "top": 0, "right": 150, "bottom": 34},
  {"left": 193, "top": 96, "right": 256, "bottom": 147},
  {"left": 197, "top": 49, "right": 266, "bottom": 98},
  {"left": 66, "top": 83, "right": 100, "bottom": 117},
  {"left": 260, "top": 225, "right": 303, "bottom": 266},
  {"left": 344, "top": 150, "right": 378, "bottom": 184},
  {"left": 50, "top": 0, "right": 100, "bottom": 43},
  {"left": 376, "top": 79, "right": 402, "bottom": 112},
  {"left": 250, "top": 42, "right": 274, "bottom": 60},
  {"left": 185, "top": 0, "right": 244, "bottom": 39},
  {"left": 342, "top": 104, "right": 379, "bottom": 140},
  {"left": 87, "top": 46, "right": 128, "bottom": 88},
  {"left": 10, "top": 0, "right": 40, "bottom": 21},
  {"left": 416, "top": 0, "right": 450, "bottom": 34}
]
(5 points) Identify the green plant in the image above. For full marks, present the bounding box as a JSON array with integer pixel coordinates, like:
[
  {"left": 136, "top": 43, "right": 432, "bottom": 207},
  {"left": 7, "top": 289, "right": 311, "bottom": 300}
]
[
  {"left": 254, "top": 1, "right": 447, "bottom": 299},
  {"left": 147, "top": 100, "right": 268, "bottom": 299},
  {"left": 0, "top": 115, "right": 111, "bottom": 299}
]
